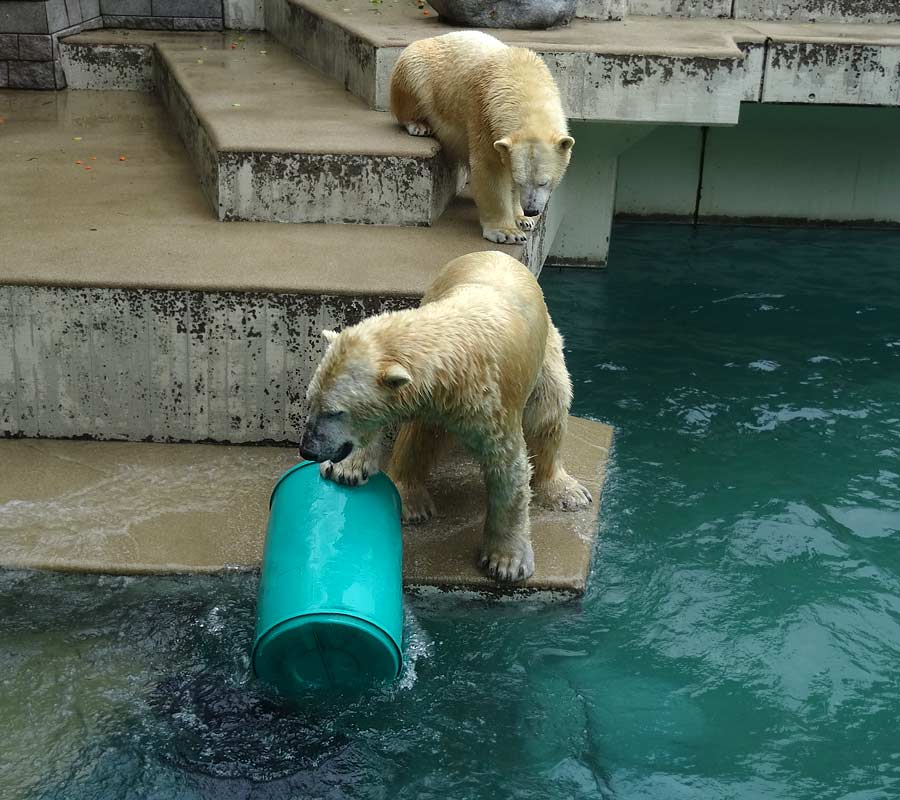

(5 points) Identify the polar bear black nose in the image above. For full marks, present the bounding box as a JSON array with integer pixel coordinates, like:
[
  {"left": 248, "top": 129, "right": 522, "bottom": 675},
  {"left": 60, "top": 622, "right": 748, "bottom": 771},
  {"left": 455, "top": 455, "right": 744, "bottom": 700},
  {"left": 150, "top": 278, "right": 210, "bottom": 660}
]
[
  {"left": 331, "top": 441, "right": 354, "bottom": 463},
  {"left": 298, "top": 438, "right": 320, "bottom": 462}
]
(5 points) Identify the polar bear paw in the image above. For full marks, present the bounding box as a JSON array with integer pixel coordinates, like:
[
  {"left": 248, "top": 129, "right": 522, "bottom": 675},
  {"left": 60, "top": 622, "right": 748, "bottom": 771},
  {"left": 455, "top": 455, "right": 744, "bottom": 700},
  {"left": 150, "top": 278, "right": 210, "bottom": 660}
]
[
  {"left": 480, "top": 539, "right": 535, "bottom": 582},
  {"left": 533, "top": 472, "right": 593, "bottom": 511},
  {"left": 404, "top": 121, "right": 433, "bottom": 137},
  {"left": 397, "top": 481, "right": 437, "bottom": 524},
  {"left": 516, "top": 215, "right": 538, "bottom": 232},
  {"left": 482, "top": 226, "right": 528, "bottom": 245},
  {"left": 320, "top": 450, "right": 379, "bottom": 487}
]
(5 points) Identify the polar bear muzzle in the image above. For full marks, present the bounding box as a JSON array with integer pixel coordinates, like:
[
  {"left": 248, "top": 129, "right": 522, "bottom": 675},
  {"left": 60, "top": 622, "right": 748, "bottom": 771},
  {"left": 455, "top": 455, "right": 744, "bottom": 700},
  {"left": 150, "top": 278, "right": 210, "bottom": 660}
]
[
  {"left": 520, "top": 183, "right": 552, "bottom": 217},
  {"left": 298, "top": 415, "right": 354, "bottom": 464}
]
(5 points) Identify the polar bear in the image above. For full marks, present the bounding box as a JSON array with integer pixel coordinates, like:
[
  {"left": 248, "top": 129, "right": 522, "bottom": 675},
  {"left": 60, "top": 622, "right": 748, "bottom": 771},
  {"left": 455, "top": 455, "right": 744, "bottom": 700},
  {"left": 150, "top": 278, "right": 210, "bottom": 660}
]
[
  {"left": 390, "top": 31, "right": 574, "bottom": 246},
  {"left": 298, "top": 251, "right": 591, "bottom": 582}
]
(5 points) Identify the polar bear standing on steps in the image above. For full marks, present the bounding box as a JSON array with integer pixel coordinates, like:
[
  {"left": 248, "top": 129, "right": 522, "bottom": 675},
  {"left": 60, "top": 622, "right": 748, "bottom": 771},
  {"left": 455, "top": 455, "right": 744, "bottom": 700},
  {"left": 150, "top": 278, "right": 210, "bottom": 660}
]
[
  {"left": 298, "top": 251, "right": 591, "bottom": 583},
  {"left": 390, "top": 31, "right": 574, "bottom": 246}
]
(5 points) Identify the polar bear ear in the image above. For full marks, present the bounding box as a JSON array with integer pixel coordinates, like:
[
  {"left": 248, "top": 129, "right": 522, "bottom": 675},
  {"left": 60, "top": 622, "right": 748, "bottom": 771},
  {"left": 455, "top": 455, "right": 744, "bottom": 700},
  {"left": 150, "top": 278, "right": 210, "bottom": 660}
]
[
  {"left": 557, "top": 136, "right": 575, "bottom": 152},
  {"left": 322, "top": 329, "right": 338, "bottom": 345},
  {"left": 493, "top": 138, "right": 512, "bottom": 159},
  {"left": 381, "top": 362, "right": 412, "bottom": 390}
]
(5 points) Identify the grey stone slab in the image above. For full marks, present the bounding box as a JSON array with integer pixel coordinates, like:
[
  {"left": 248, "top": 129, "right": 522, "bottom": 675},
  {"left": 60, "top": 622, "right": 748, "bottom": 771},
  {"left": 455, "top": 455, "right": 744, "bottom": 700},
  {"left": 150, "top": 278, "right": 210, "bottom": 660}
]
[
  {"left": 152, "top": 0, "right": 222, "bottom": 17},
  {"left": 0, "top": 2, "right": 49, "bottom": 34},
  {"left": 52, "top": 21, "right": 90, "bottom": 58},
  {"left": 0, "top": 62, "right": 8, "bottom": 88},
  {"left": 99, "top": 0, "right": 151, "bottom": 13},
  {"left": 628, "top": 0, "right": 731, "bottom": 15},
  {"left": 0, "top": 284, "right": 414, "bottom": 443},
  {"left": 734, "top": 0, "right": 900, "bottom": 23},
  {"left": 216, "top": 150, "right": 454, "bottom": 225},
  {"left": 18, "top": 33, "right": 53, "bottom": 60},
  {"left": 8, "top": 59, "right": 56, "bottom": 89},
  {"left": 9, "top": 287, "right": 38, "bottom": 436},
  {"left": 576, "top": 0, "right": 626, "bottom": 19},
  {"left": 428, "top": 0, "right": 577, "bottom": 28},
  {"left": 173, "top": 15, "right": 224, "bottom": 29},
  {"left": 59, "top": 39, "right": 154, "bottom": 89},
  {"left": 223, "top": 0, "right": 263, "bottom": 29},
  {"left": 35, "top": 287, "right": 96, "bottom": 438},
  {"left": 146, "top": 292, "right": 193, "bottom": 440},
  {"left": 54, "top": 57, "right": 66, "bottom": 86},
  {"left": 265, "top": 0, "right": 382, "bottom": 110},
  {"left": 0, "top": 288, "right": 16, "bottom": 436},
  {"left": 102, "top": 13, "right": 174, "bottom": 27},
  {"left": 65, "top": 0, "right": 83, "bottom": 24},
  {"left": 46, "top": 0, "right": 71, "bottom": 31},
  {"left": 87, "top": 291, "right": 148, "bottom": 439},
  {"left": 80, "top": 0, "right": 102, "bottom": 20},
  {"left": 763, "top": 41, "right": 900, "bottom": 105},
  {"left": 0, "top": 35, "right": 18, "bottom": 60}
]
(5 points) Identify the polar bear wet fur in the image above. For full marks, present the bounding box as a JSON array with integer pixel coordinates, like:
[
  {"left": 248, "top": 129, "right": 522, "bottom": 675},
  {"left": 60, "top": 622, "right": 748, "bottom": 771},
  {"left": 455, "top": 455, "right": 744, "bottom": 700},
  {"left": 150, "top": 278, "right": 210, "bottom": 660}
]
[
  {"left": 390, "top": 31, "right": 574, "bottom": 246},
  {"left": 298, "top": 251, "right": 591, "bottom": 582}
]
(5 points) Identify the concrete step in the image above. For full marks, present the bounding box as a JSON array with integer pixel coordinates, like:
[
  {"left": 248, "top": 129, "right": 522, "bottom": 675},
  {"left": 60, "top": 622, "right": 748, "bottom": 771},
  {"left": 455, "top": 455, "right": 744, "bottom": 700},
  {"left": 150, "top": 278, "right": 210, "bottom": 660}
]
[
  {"left": 624, "top": 0, "right": 899, "bottom": 23},
  {"left": 0, "top": 418, "right": 612, "bottom": 595},
  {"left": 0, "top": 88, "right": 557, "bottom": 443},
  {"left": 59, "top": 30, "right": 457, "bottom": 226},
  {"left": 265, "top": 0, "right": 900, "bottom": 124}
]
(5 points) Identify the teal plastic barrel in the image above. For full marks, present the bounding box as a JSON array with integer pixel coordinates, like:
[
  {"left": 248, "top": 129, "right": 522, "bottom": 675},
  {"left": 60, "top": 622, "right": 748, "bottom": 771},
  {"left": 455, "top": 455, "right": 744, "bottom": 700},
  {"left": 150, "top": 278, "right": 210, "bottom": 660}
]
[{"left": 252, "top": 461, "right": 403, "bottom": 693}]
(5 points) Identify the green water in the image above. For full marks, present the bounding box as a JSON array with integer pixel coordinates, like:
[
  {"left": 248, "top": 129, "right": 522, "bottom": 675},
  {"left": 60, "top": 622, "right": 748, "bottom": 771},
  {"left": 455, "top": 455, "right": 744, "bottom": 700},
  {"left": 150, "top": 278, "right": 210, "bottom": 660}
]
[{"left": 2, "top": 224, "right": 899, "bottom": 799}]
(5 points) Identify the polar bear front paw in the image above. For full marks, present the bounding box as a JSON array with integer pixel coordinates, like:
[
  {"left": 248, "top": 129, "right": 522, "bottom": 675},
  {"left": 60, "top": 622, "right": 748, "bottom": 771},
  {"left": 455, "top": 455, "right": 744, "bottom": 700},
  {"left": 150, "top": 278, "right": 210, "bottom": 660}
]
[
  {"left": 480, "top": 539, "right": 535, "bottom": 582},
  {"left": 533, "top": 472, "right": 593, "bottom": 511},
  {"left": 320, "top": 451, "right": 378, "bottom": 487},
  {"left": 404, "top": 121, "right": 433, "bottom": 137},
  {"left": 482, "top": 226, "right": 528, "bottom": 245},
  {"left": 516, "top": 215, "right": 538, "bottom": 232},
  {"left": 397, "top": 481, "right": 437, "bottom": 524}
]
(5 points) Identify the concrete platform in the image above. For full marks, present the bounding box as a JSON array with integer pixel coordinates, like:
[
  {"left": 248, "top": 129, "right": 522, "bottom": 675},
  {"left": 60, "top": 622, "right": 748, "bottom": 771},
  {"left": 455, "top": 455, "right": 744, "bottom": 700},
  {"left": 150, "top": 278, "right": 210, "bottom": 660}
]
[
  {"left": 264, "top": 0, "right": 900, "bottom": 121},
  {"left": 0, "top": 88, "right": 558, "bottom": 442},
  {"left": 60, "top": 30, "right": 457, "bottom": 225},
  {"left": 0, "top": 89, "right": 545, "bottom": 295},
  {"left": 0, "top": 417, "right": 612, "bottom": 595}
]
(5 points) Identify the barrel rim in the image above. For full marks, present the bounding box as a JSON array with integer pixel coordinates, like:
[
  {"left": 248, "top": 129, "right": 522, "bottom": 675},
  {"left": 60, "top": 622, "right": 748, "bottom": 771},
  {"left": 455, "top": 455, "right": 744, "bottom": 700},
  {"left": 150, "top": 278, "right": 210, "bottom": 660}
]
[
  {"left": 268, "top": 460, "right": 402, "bottom": 509},
  {"left": 252, "top": 610, "right": 403, "bottom": 687}
]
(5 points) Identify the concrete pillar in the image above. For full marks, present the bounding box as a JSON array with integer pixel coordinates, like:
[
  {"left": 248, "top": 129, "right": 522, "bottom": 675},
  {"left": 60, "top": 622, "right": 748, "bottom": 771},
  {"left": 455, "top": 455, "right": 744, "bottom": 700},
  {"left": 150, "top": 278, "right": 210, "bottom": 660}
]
[{"left": 549, "top": 121, "right": 655, "bottom": 268}]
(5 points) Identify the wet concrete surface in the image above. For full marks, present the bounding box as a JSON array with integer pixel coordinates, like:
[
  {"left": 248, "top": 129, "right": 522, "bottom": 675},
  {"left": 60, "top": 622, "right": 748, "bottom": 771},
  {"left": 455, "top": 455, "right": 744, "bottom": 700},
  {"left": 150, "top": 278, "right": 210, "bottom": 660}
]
[
  {"left": 0, "top": 88, "right": 523, "bottom": 296},
  {"left": 0, "top": 417, "right": 612, "bottom": 593}
]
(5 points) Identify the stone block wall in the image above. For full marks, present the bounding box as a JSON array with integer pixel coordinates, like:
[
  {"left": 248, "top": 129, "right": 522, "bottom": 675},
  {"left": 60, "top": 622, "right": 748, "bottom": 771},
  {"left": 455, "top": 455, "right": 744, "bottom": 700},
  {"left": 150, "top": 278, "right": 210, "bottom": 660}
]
[
  {"left": 0, "top": 0, "right": 225, "bottom": 89},
  {"left": 98, "top": 0, "right": 224, "bottom": 31},
  {"left": 0, "top": 0, "right": 102, "bottom": 89}
]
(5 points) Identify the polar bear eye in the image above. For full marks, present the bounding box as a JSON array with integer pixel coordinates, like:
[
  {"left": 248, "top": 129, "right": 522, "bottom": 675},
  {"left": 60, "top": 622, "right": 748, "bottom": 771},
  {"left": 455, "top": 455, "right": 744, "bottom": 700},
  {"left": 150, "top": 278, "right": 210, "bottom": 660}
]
[
  {"left": 537, "top": 180, "right": 550, "bottom": 187},
  {"left": 322, "top": 410, "right": 345, "bottom": 419}
]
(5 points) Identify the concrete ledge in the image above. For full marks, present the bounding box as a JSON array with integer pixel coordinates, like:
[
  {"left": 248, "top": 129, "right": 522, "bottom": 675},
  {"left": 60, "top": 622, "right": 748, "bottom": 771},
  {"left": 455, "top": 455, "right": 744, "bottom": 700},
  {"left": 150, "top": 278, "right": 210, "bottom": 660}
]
[
  {"left": 60, "top": 30, "right": 458, "bottom": 225},
  {"left": 60, "top": 38, "right": 155, "bottom": 89},
  {"left": 263, "top": 0, "right": 900, "bottom": 122},
  {"left": 0, "top": 89, "right": 552, "bottom": 442},
  {"left": 734, "top": 0, "right": 900, "bottom": 24},
  {"left": 0, "top": 417, "right": 612, "bottom": 596},
  {"left": 762, "top": 39, "right": 900, "bottom": 103},
  {"left": 577, "top": 0, "right": 627, "bottom": 21}
]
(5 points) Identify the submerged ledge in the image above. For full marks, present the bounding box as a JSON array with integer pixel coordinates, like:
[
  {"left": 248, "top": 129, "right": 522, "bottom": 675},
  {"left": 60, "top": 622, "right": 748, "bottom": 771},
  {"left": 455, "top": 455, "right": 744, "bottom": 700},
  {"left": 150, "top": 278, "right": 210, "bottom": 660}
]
[{"left": 0, "top": 417, "right": 612, "bottom": 596}]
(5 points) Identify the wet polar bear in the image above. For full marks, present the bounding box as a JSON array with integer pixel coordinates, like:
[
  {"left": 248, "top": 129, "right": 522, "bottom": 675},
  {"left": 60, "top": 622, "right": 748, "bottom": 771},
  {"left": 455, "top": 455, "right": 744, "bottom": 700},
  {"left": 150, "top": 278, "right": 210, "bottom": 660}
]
[
  {"left": 390, "top": 31, "right": 574, "bottom": 246},
  {"left": 298, "top": 251, "right": 591, "bottom": 582}
]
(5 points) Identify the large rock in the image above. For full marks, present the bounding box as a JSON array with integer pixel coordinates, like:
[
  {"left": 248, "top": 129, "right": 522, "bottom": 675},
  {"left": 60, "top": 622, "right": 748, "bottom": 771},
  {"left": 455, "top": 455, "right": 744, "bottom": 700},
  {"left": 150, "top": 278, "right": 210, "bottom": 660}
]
[{"left": 428, "top": 0, "right": 578, "bottom": 29}]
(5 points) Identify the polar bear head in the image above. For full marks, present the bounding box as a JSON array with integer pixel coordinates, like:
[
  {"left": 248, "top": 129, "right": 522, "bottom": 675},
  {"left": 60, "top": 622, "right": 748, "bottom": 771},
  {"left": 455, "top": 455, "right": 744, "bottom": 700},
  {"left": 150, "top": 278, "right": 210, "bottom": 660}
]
[
  {"left": 299, "top": 328, "right": 412, "bottom": 464},
  {"left": 494, "top": 133, "right": 575, "bottom": 217}
]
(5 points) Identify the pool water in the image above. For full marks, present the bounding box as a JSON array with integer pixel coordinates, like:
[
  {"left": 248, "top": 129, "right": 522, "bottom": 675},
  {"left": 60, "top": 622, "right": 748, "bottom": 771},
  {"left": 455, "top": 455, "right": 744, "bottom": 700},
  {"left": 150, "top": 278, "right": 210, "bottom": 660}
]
[{"left": 2, "top": 224, "right": 900, "bottom": 799}]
